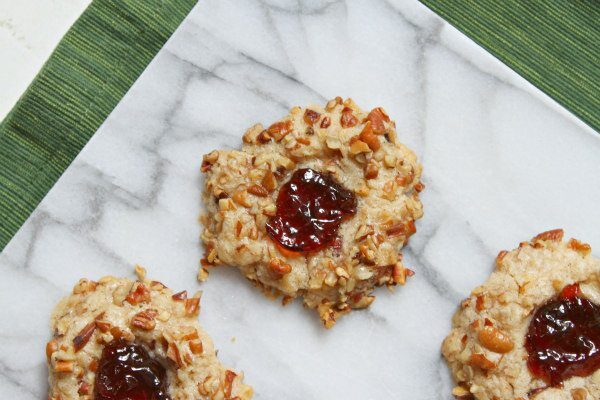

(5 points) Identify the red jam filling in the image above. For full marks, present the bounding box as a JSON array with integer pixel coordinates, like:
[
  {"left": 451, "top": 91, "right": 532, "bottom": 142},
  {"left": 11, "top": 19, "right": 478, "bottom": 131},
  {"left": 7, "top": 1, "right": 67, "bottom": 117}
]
[
  {"left": 266, "top": 168, "right": 356, "bottom": 253},
  {"left": 525, "top": 283, "right": 600, "bottom": 386},
  {"left": 94, "top": 339, "right": 170, "bottom": 400}
]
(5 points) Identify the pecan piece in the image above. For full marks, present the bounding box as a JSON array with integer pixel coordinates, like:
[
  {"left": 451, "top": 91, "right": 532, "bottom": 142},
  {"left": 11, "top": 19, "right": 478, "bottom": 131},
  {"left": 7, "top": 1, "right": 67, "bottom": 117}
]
[
  {"left": 385, "top": 220, "right": 416, "bottom": 237},
  {"left": 261, "top": 170, "right": 277, "bottom": 192},
  {"left": 72, "top": 279, "right": 98, "bottom": 295},
  {"left": 189, "top": 340, "right": 204, "bottom": 355},
  {"left": 467, "top": 353, "right": 495, "bottom": 370},
  {"left": 46, "top": 339, "right": 58, "bottom": 361},
  {"left": 223, "top": 370, "right": 237, "bottom": 398},
  {"left": 571, "top": 388, "right": 588, "bottom": 400},
  {"left": 364, "top": 160, "right": 379, "bottom": 180},
  {"left": 267, "top": 120, "right": 293, "bottom": 142},
  {"left": 340, "top": 107, "right": 358, "bottom": 128},
  {"left": 185, "top": 293, "right": 201, "bottom": 316},
  {"left": 78, "top": 381, "right": 91, "bottom": 395},
  {"left": 268, "top": 258, "right": 292, "bottom": 280},
  {"left": 172, "top": 290, "right": 187, "bottom": 301},
  {"left": 532, "top": 228, "right": 564, "bottom": 242},
  {"left": 201, "top": 151, "right": 219, "bottom": 173},
  {"left": 55, "top": 360, "right": 74, "bottom": 373},
  {"left": 365, "top": 107, "right": 390, "bottom": 134},
  {"left": 125, "top": 282, "right": 151, "bottom": 305},
  {"left": 477, "top": 326, "right": 514, "bottom": 353},
  {"left": 349, "top": 138, "right": 371, "bottom": 155},
  {"left": 167, "top": 341, "right": 184, "bottom": 368},
  {"left": 320, "top": 116, "right": 331, "bottom": 128},
  {"left": 131, "top": 309, "right": 158, "bottom": 330},
  {"left": 73, "top": 321, "right": 96, "bottom": 352},
  {"left": 303, "top": 109, "right": 321, "bottom": 125},
  {"left": 568, "top": 238, "right": 592, "bottom": 256},
  {"left": 247, "top": 184, "right": 269, "bottom": 197},
  {"left": 359, "top": 122, "right": 380, "bottom": 151},
  {"left": 495, "top": 250, "right": 508, "bottom": 267}
]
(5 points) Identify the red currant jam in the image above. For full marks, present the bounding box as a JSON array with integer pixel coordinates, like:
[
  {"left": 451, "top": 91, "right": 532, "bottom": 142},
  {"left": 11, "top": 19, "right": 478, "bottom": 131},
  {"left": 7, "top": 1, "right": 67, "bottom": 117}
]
[
  {"left": 525, "top": 283, "right": 600, "bottom": 386},
  {"left": 94, "top": 339, "right": 170, "bottom": 400},
  {"left": 266, "top": 168, "right": 356, "bottom": 253}
]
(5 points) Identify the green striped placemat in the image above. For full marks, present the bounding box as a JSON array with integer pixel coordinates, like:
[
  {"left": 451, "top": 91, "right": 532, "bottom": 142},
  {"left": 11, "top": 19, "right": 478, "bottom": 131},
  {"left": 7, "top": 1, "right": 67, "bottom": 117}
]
[
  {"left": 0, "top": 1, "right": 597, "bottom": 251},
  {"left": 419, "top": 0, "right": 599, "bottom": 130},
  {"left": 0, "top": 0, "right": 197, "bottom": 250}
]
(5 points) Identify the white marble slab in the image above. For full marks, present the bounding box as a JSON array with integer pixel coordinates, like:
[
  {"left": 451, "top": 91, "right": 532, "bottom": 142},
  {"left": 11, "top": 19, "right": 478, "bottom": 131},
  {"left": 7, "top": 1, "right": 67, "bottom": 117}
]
[
  {"left": 0, "top": 0, "right": 90, "bottom": 119},
  {"left": 1, "top": 0, "right": 599, "bottom": 398}
]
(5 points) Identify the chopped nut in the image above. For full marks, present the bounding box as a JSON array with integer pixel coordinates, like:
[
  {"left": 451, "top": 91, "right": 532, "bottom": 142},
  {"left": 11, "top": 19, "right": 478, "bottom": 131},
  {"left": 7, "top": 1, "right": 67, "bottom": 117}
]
[
  {"left": 95, "top": 314, "right": 111, "bottom": 333},
  {"left": 477, "top": 326, "right": 514, "bottom": 353},
  {"left": 533, "top": 229, "right": 564, "bottom": 242},
  {"left": 134, "top": 265, "right": 147, "bottom": 280},
  {"left": 185, "top": 293, "right": 202, "bottom": 316},
  {"left": 189, "top": 340, "right": 203, "bottom": 354},
  {"left": 382, "top": 181, "right": 396, "bottom": 200},
  {"left": 349, "top": 139, "right": 371, "bottom": 155},
  {"left": 495, "top": 250, "right": 508, "bottom": 267},
  {"left": 197, "top": 267, "right": 209, "bottom": 282},
  {"left": 354, "top": 224, "right": 375, "bottom": 242},
  {"left": 383, "top": 154, "right": 397, "bottom": 168},
  {"left": 223, "top": 370, "right": 237, "bottom": 398},
  {"left": 218, "top": 198, "right": 235, "bottom": 212},
  {"left": 475, "top": 295, "right": 486, "bottom": 312},
  {"left": 335, "top": 267, "right": 350, "bottom": 279},
  {"left": 359, "top": 122, "right": 381, "bottom": 151},
  {"left": 320, "top": 116, "right": 331, "bottom": 128},
  {"left": 166, "top": 341, "right": 184, "bottom": 368},
  {"left": 72, "top": 279, "right": 98, "bottom": 295},
  {"left": 73, "top": 321, "right": 96, "bottom": 352},
  {"left": 267, "top": 120, "right": 293, "bottom": 141},
  {"left": 303, "top": 109, "right": 321, "bottom": 125},
  {"left": 125, "top": 282, "right": 151, "bottom": 305},
  {"left": 277, "top": 156, "right": 295, "bottom": 170},
  {"left": 392, "top": 263, "right": 407, "bottom": 285},
  {"left": 46, "top": 339, "right": 58, "bottom": 361},
  {"left": 386, "top": 220, "right": 416, "bottom": 237},
  {"left": 256, "top": 130, "right": 271, "bottom": 143},
  {"left": 340, "top": 107, "right": 358, "bottom": 128},
  {"left": 78, "top": 381, "right": 91, "bottom": 395},
  {"left": 356, "top": 185, "right": 369, "bottom": 196},
  {"left": 201, "top": 151, "right": 219, "bottom": 172},
  {"left": 131, "top": 309, "right": 158, "bottom": 331},
  {"left": 55, "top": 360, "right": 74, "bottom": 373},
  {"left": 261, "top": 170, "right": 277, "bottom": 192},
  {"left": 571, "top": 388, "right": 588, "bottom": 400},
  {"left": 232, "top": 190, "right": 252, "bottom": 207},
  {"left": 242, "top": 123, "right": 264, "bottom": 143},
  {"left": 568, "top": 238, "right": 592, "bottom": 256},
  {"left": 364, "top": 160, "right": 379, "bottom": 179},
  {"left": 325, "top": 97, "right": 342, "bottom": 111},
  {"left": 451, "top": 386, "right": 474, "bottom": 400},
  {"left": 268, "top": 258, "right": 292, "bottom": 280},
  {"left": 365, "top": 107, "right": 389, "bottom": 134},
  {"left": 467, "top": 353, "right": 495, "bottom": 370},
  {"left": 247, "top": 184, "right": 269, "bottom": 197},
  {"left": 353, "top": 294, "right": 375, "bottom": 309},
  {"left": 172, "top": 290, "right": 187, "bottom": 301}
]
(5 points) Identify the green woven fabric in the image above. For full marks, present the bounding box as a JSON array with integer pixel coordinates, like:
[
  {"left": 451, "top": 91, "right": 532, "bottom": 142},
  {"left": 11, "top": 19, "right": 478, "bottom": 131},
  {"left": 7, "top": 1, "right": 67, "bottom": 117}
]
[
  {"left": 419, "top": 0, "right": 600, "bottom": 131},
  {"left": 0, "top": 0, "right": 197, "bottom": 250}
]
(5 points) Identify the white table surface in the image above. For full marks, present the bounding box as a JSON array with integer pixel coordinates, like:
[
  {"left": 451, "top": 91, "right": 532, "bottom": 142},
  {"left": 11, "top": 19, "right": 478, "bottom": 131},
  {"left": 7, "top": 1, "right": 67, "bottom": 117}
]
[{"left": 0, "top": 1, "right": 598, "bottom": 399}]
